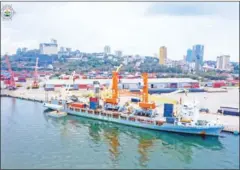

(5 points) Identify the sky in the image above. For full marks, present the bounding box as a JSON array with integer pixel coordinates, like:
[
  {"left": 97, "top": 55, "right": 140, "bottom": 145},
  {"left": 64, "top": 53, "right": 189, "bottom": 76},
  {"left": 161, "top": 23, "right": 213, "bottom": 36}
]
[{"left": 1, "top": 2, "right": 239, "bottom": 61}]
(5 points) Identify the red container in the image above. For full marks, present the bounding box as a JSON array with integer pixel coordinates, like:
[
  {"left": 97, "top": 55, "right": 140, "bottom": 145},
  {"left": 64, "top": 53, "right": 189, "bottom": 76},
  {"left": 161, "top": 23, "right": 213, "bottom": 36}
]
[
  {"left": 213, "top": 81, "right": 226, "bottom": 88},
  {"left": 54, "top": 85, "right": 63, "bottom": 87},
  {"left": 90, "top": 97, "right": 98, "bottom": 102},
  {"left": 78, "top": 84, "right": 88, "bottom": 89},
  {"left": 191, "top": 83, "right": 200, "bottom": 88}
]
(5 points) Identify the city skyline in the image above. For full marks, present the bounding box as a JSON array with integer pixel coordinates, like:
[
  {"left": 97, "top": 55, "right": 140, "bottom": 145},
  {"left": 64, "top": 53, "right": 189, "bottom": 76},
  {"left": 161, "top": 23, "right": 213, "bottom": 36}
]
[{"left": 1, "top": 2, "right": 239, "bottom": 61}]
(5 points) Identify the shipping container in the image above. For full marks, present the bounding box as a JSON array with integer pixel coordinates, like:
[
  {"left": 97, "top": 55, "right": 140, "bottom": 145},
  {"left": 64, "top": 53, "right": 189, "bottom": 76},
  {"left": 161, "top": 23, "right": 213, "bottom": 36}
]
[
  {"left": 131, "top": 98, "right": 141, "bottom": 103},
  {"left": 166, "top": 117, "right": 175, "bottom": 124},
  {"left": 54, "top": 85, "right": 63, "bottom": 87},
  {"left": 164, "top": 104, "right": 174, "bottom": 117},
  {"left": 45, "top": 84, "right": 54, "bottom": 88},
  {"left": 90, "top": 101, "right": 98, "bottom": 110},
  {"left": 78, "top": 84, "right": 87, "bottom": 89},
  {"left": 17, "top": 79, "right": 26, "bottom": 82},
  {"left": 212, "top": 81, "right": 226, "bottom": 88},
  {"left": 44, "top": 87, "right": 54, "bottom": 91},
  {"left": 70, "top": 103, "right": 86, "bottom": 108},
  {"left": 90, "top": 97, "right": 99, "bottom": 102},
  {"left": 223, "top": 110, "right": 239, "bottom": 116},
  {"left": 191, "top": 82, "right": 200, "bottom": 88}
]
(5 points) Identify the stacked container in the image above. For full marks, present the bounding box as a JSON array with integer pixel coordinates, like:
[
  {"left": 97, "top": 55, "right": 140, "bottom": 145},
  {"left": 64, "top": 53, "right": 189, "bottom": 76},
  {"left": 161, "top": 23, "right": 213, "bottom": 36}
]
[
  {"left": 89, "top": 97, "right": 99, "bottom": 110},
  {"left": 163, "top": 103, "right": 174, "bottom": 117},
  {"left": 131, "top": 98, "right": 141, "bottom": 103}
]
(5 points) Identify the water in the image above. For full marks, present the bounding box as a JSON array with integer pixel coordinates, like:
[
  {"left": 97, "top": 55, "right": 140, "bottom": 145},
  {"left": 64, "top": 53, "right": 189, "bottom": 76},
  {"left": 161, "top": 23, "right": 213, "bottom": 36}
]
[{"left": 1, "top": 97, "right": 239, "bottom": 169}]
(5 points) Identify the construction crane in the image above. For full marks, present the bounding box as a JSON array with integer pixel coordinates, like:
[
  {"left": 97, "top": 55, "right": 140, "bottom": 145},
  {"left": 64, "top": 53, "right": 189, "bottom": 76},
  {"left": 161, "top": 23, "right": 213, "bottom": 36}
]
[
  {"left": 139, "top": 73, "right": 156, "bottom": 110},
  {"left": 5, "top": 55, "right": 16, "bottom": 90},
  {"left": 32, "top": 57, "right": 39, "bottom": 89},
  {"left": 104, "top": 64, "right": 123, "bottom": 110}
]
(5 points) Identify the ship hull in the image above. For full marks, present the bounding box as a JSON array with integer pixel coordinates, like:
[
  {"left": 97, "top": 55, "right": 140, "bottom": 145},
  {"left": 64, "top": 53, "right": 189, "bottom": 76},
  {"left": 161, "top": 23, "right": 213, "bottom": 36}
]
[{"left": 62, "top": 108, "right": 223, "bottom": 136}]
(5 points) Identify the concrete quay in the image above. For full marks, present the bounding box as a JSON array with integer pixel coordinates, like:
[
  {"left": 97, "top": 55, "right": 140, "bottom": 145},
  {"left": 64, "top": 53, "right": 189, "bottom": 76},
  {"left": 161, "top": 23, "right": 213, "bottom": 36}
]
[{"left": 1, "top": 89, "right": 239, "bottom": 134}]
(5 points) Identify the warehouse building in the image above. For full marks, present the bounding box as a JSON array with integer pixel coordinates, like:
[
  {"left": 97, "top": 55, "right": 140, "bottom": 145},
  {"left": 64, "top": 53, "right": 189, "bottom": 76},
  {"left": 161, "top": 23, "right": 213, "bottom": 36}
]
[{"left": 44, "top": 78, "right": 199, "bottom": 90}]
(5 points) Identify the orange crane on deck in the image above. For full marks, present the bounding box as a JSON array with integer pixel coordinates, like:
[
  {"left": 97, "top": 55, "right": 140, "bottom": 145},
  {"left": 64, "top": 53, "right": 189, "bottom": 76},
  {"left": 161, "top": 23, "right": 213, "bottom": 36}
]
[
  {"left": 104, "top": 64, "right": 123, "bottom": 110},
  {"left": 139, "top": 73, "right": 156, "bottom": 110}
]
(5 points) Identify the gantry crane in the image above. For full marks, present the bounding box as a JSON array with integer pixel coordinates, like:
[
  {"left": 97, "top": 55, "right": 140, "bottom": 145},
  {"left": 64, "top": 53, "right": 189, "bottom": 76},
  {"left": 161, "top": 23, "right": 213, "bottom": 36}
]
[
  {"left": 104, "top": 64, "right": 123, "bottom": 110},
  {"left": 139, "top": 73, "right": 156, "bottom": 110},
  {"left": 32, "top": 57, "right": 39, "bottom": 89},
  {"left": 5, "top": 55, "right": 16, "bottom": 90}
]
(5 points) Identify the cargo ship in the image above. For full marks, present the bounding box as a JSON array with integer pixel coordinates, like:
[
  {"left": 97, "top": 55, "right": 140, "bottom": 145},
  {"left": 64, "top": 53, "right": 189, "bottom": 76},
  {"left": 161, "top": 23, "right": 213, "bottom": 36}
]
[{"left": 43, "top": 66, "right": 224, "bottom": 136}]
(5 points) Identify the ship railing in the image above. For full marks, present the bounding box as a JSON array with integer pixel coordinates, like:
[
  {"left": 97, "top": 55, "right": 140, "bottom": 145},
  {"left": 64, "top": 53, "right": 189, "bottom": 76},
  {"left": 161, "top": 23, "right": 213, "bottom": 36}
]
[
  {"left": 120, "top": 115, "right": 127, "bottom": 120},
  {"left": 101, "top": 111, "right": 107, "bottom": 116},
  {"left": 88, "top": 110, "right": 94, "bottom": 114},
  {"left": 129, "top": 117, "right": 136, "bottom": 121},
  {"left": 156, "top": 120, "right": 165, "bottom": 126},
  {"left": 94, "top": 110, "right": 100, "bottom": 115},
  {"left": 112, "top": 112, "right": 120, "bottom": 119}
]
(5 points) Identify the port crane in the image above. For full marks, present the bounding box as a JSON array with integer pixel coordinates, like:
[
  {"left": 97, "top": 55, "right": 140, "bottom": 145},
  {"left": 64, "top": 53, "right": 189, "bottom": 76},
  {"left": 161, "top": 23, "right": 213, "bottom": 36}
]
[
  {"left": 5, "top": 54, "right": 16, "bottom": 90},
  {"left": 32, "top": 57, "right": 39, "bottom": 89},
  {"left": 104, "top": 64, "right": 123, "bottom": 110},
  {"left": 139, "top": 73, "right": 156, "bottom": 110}
]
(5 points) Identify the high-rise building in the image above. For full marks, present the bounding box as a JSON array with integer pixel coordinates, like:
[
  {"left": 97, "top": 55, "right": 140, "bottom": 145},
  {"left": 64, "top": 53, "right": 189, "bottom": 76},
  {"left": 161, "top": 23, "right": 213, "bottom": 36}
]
[
  {"left": 60, "top": 47, "right": 65, "bottom": 52},
  {"left": 104, "top": 45, "right": 111, "bottom": 54},
  {"left": 186, "top": 49, "right": 193, "bottom": 62},
  {"left": 217, "top": 55, "right": 230, "bottom": 70},
  {"left": 159, "top": 46, "right": 167, "bottom": 65},
  {"left": 115, "top": 50, "right": 122, "bottom": 57},
  {"left": 216, "top": 56, "right": 222, "bottom": 69},
  {"left": 22, "top": 47, "right": 27, "bottom": 53},
  {"left": 192, "top": 44, "right": 204, "bottom": 65},
  {"left": 39, "top": 39, "right": 58, "bottom": 55},
  {"left": 16, "top": 48, "right": 21, "bottom": 55}
]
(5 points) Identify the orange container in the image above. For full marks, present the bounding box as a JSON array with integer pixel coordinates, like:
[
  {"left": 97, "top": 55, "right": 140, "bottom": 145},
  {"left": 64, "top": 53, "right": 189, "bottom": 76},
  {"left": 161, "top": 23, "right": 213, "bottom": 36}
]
[{"left": 70, "top": 102, "right": 85, "bottom": 108}]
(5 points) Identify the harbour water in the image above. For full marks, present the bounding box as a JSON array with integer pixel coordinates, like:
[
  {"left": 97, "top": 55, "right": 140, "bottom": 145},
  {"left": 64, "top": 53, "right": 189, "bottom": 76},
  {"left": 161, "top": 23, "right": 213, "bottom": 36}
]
[{"left": 1, "top": 97, "right": 239, "bottom": 169}]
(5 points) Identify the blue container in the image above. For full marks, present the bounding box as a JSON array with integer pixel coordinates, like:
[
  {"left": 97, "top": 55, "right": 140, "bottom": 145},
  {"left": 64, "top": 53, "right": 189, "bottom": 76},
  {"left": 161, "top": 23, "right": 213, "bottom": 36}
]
[
  {"left": 164, "top": 104, "right": 174, "bottom": 111},
  {"left": 166, "top": 117, "right": 175, "bottom": 124},
  {"left": 45, "top": 87, "right": 54, "bottom": 91},
  {"left": 164, "top": 104, "right": 174, "bottom": 117},
  {"left": 90, "top": 101, "right": 97, "bottom": 110},
  {"left": 131, "top": 98, "right": 140, "bottom": 103},
  {"left": 45, "top": 84, "right": 54, "bottom": 88},
  {"left": 223, "top": 110, "right": 239, "bottom": 116},
  {"left": 164, "top": 110, "right": 173, "bottom": 117}
]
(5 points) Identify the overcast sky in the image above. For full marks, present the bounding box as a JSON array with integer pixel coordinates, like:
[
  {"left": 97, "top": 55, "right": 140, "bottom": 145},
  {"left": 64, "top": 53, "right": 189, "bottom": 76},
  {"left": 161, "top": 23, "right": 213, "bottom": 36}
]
[{"left": 1, "top": 2, "right": 239, "bottom": 61}]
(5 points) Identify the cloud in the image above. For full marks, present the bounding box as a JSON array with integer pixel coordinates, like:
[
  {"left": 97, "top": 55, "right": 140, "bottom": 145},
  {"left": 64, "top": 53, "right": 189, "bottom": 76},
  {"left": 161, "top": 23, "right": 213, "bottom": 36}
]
[
  {"left": 1, "top": 2, "right": 239, "bottom": 62},
  {"left": 146, "top": 2, "right": 239, "bottom": 20}
]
